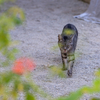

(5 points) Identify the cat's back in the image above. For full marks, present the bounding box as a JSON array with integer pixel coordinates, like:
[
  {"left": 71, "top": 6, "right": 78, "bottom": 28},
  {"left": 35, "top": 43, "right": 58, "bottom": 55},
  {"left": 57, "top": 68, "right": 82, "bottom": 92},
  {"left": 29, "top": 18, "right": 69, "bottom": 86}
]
[{"left": 62, "top": 23, "right": 78, "bottom": 37}]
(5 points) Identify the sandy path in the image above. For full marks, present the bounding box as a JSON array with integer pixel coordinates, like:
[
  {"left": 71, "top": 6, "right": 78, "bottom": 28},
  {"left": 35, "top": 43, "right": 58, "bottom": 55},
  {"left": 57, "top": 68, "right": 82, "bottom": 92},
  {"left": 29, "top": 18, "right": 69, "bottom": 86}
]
[{"left": 9, "top": 0, "right": 100, "bottom": 99}]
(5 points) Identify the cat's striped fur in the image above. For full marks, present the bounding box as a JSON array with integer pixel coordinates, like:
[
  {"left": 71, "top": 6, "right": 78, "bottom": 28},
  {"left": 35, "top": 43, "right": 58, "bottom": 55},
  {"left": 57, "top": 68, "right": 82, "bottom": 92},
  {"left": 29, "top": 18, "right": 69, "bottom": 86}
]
[{"left": 58, "top": 24, "right": 78, "bottom": 77}]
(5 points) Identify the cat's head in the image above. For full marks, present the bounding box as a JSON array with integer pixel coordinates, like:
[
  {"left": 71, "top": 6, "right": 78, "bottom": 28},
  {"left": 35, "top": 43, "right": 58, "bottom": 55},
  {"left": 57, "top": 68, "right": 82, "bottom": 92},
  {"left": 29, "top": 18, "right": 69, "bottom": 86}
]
[{"left": 58, "top": 34, "right": 70, "bottom": 54}]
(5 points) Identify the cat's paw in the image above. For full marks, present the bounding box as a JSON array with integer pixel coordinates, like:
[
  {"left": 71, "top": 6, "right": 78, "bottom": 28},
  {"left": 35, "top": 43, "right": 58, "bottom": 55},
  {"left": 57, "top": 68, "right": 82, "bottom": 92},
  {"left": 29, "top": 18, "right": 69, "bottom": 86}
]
[{"left": 67, "top": 70, "right": 72, "bottom": 77}]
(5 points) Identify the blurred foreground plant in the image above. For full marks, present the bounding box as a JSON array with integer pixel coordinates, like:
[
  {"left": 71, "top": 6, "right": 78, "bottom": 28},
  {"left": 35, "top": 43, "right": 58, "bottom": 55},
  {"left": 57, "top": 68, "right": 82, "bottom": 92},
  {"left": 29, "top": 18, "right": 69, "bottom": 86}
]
[
  {"left": 49, "top": 65, "right": 66, "bottom": 78},
  {"left": 0, "top": 57, "right": 52, "bottom": 100},
  {"left": 0, "top": 1, "right": 25, "bottom": 66},
  {"left": 0, "top": 1, "right": 52, "bottom": 100},
  {"left": 55, "top": 70, "right": 100, "bottom": 100},
  {"left": 12, "top": 57, "right": 36, "bottom": 75}
]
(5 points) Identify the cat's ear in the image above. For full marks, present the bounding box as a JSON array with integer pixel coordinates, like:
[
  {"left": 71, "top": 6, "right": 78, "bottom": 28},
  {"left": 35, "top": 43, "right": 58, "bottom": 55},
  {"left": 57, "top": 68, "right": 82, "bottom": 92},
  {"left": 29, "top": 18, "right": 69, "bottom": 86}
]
[{"left": 58, "top": 34, "right": 62, "bottom": 41}]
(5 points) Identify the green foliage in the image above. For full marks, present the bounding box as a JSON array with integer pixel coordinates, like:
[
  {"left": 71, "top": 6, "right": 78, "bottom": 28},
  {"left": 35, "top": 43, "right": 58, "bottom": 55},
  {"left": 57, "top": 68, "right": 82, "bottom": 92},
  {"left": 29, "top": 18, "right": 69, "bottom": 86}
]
[
  {"left": 0, "top": 71, "right": 48, "bottom": 100},
  {"left": 0, "top": 4, "right": 25, "bottom": 66},
  {"left": 26, "top": 93, "right": 35, "bottom": 100},
  {"left": 57, "top": 90, "right": 83, "bottom": 100},
  {"left": 55, "top": 69, "right": 100, "bottom": 100},
  {"left": 0, "top": 1, "right": 39, "bottom": 100},
  {"left": 0, "top": 1, "right": 53, "bottom": 100},
  {"left": 49, "top": 65, "right": 66, "bottom": 78},
  {"left": 91, "top": 98, "right": 100, "bottom": 100}
]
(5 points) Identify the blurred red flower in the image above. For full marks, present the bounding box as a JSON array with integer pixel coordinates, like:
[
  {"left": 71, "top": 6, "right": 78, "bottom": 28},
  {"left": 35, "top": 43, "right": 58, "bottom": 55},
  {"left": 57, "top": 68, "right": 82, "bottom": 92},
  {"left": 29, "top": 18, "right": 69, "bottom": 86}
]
[{"left": 12, "top": 57, "right": 36, "bottom": 75}]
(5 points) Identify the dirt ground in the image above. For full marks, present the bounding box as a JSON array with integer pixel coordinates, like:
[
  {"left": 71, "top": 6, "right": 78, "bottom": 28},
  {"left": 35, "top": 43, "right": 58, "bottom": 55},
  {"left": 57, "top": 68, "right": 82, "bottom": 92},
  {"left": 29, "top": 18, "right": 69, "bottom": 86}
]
[{"left": 8, "top": 0, "right": 100, "bottom": 99}]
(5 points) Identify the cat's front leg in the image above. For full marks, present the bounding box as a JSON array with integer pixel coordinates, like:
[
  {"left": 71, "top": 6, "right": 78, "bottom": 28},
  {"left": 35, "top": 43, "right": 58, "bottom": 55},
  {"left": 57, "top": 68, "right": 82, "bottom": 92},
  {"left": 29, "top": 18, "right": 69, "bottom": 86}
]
[
  {"left": 61, "top": 54, "right": 67, "bottom": 70},
  {"left": 67, "top": 54, "right": 75, "bottom": 77}
]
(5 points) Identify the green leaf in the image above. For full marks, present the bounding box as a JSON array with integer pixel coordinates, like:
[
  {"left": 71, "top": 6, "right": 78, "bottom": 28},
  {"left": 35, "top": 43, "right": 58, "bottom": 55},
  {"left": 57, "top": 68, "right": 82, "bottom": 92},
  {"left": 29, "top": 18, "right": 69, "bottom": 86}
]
[
  {"left": 14, "top": 17, "right": 22, "bottom": 25},
  {"left": 95, "top": 69, "right": 100, "bottom": 77},
  {"left": 26, "top": 93, "right": 35, "bottom": 100},
  {"left": 49, "top": 65, "right": 66, "bottom": 78},
  {"left": 57, "top": 90, "right": 83, "bottom": 100},
  {"left": 91, "top": 98, "right": 100, "bottom": 100},
  {"left": 23, "top": 82, "right": 32, "bottom": 91},
  {"left": 1, "top": 72, "right": 13, "bottom": 84},
  {"left": 81, "top": 86, "right": 91, "bottom": 94}
]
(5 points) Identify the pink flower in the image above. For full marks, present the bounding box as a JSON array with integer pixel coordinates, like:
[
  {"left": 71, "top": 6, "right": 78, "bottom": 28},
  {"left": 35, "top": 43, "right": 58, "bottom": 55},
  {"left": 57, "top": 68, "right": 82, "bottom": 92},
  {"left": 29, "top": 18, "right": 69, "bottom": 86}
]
[{"left": 12, "top": 57, "right": 36, "bottom": 75}]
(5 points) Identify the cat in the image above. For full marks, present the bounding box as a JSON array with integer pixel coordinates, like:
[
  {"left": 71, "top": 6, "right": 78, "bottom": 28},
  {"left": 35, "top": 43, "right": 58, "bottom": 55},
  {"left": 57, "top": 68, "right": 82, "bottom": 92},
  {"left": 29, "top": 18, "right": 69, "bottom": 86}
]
[{"left": 58, "top": 24, "right": 78, "bottom": 77}]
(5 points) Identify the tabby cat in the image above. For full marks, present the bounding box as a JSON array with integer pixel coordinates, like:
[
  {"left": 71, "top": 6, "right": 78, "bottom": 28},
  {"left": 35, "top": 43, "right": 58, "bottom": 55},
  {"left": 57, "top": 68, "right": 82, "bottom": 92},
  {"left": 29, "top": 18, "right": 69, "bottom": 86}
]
[{"left": 58, "top": 24, "right": 78, "bottom": 77}]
